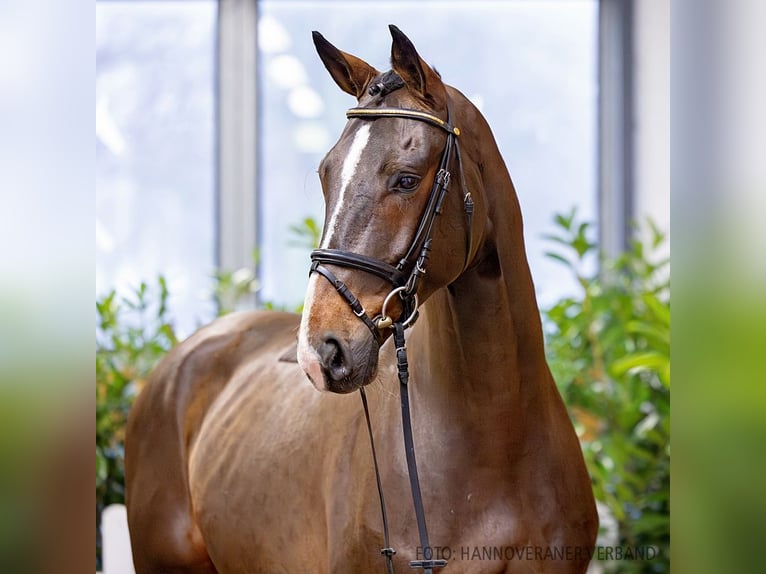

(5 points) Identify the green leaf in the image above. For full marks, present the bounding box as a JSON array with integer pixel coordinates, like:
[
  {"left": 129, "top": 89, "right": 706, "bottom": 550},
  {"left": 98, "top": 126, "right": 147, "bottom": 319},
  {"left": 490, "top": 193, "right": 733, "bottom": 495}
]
[
  {"left": 540, "top": 233, "right": 572, "bottom": 247},
  {"left": 647, "top": 218, "right": 665, "bottom": 249},
  {"left": 544, "top": 251, "right": 574, "bottom": 269},
  {"left": 554, "top": 207, "right": 576, "bottom": 231},
  {"left": 97, "top": 448, "right": 108, "bottom": 486},
  {"left": 159, "top": 323, "right": 178, "bottom": 346},
  {"left": 610, "top": 351, "right": 670, "bottom": 380},
  {"left": 288, "top": 216, "right": 322, "bottom": 249},
  {"left": 624, "top": 320, "right": 670, "bottom": 347},
  {"left": 642, "top": 293, "right": 670, "bottom": 325}
]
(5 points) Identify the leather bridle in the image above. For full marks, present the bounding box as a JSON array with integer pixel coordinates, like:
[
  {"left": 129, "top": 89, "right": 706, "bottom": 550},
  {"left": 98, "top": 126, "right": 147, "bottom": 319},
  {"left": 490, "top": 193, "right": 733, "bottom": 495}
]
[
  {"left": 308, "top": 102, "right": 474, "bottom": 574},
  {"left": 310, "top": 104, "right": 473, "bottom": 341}
]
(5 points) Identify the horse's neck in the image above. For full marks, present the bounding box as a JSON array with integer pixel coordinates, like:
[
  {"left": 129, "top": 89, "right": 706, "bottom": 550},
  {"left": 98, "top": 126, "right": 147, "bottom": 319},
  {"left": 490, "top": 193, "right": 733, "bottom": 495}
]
[
  {"left": 408, "top": 149, "right": 555, "bottom": 457},
  {"left": 409, "top": 265, "right": 550, "bottom": 426}
]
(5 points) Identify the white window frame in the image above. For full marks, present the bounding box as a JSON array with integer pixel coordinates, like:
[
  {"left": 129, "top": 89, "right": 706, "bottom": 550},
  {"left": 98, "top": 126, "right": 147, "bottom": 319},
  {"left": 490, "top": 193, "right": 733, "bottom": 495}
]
[
  {"left": 598, "top": 0, "right": 635, "bottom": 259},
  {"left": 217, "top": 0, "right": 257, "bottom": 286}
]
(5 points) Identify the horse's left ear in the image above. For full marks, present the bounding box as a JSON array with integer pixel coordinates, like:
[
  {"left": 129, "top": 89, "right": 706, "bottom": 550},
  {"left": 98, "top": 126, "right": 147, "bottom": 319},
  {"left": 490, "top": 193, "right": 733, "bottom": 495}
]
[{"left": 389, "top": 25, "right": 447, "bottom": 110}]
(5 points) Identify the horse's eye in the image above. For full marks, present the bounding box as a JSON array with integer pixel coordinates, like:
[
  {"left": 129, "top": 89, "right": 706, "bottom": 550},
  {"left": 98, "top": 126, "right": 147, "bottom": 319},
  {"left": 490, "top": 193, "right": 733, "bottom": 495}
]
[{"left": 395, "top": 174, "right": 420, "bottom": 192}]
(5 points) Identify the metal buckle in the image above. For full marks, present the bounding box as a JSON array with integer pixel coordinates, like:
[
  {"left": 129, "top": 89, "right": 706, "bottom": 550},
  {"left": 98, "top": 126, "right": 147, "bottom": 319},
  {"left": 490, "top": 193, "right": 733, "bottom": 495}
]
[
  {"left": 436, "top": 168, "right": 451, "bottom": 187},
  {"left": 409, "top": 558, "right": 449, "bottom": 569},
  {"left": 375, "top": 286, "right": 419, "bottom": 329},
  {"left": 353, "top": 306, "right": 367, "bottom": 318}
]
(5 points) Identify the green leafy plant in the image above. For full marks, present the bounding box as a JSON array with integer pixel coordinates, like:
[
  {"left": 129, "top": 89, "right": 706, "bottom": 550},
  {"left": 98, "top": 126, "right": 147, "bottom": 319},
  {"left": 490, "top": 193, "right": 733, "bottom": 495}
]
[
  {"left": 96, "top": 278, "right": 178, "bottom": 569},
  {"left": 96, "top": 221, "right": 314, "bottom": 565},
  {"left": 543, "top": 210, "right": 670, "bottom": 573},
  {"left": 288, "top": 216, "right": 322, "bottom": 249},
  {"left": 212, "top": 258, "right": 260, "bottom": 316}
]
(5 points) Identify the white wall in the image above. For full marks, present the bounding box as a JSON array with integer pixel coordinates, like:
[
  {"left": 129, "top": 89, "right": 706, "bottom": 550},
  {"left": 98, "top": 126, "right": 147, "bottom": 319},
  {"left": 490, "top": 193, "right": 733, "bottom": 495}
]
[
  {"left": 633, "top": 0, "right": 670, "bottom": 247},
  {"left": 101, "top": 505, "right": 135, "bottom": 574}
]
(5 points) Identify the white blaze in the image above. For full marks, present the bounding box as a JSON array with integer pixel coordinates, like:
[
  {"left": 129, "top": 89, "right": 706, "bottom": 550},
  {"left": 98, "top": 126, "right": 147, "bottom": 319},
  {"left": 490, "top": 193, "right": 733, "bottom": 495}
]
[
  {"left": 320, "top": 123, "right": 371, "bottom": 248},
  {"left": 299, "top": 124, "right": 372, "bottom": 390},
  {"left": 297, "top": 274, "right": 325, "bottom": 390}
]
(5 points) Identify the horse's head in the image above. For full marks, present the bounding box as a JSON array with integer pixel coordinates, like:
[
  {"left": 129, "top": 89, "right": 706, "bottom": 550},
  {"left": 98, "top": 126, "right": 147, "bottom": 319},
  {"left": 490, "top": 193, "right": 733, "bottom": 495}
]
[{"left": 298, "top": 26, "right": 480, "bottom": 393}]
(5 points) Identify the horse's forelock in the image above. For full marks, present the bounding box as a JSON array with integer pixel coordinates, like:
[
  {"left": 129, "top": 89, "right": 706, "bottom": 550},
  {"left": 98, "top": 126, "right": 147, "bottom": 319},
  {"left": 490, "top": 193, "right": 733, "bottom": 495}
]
[{"left": 368, "top": 70, "right": 404, "bottom": 97}]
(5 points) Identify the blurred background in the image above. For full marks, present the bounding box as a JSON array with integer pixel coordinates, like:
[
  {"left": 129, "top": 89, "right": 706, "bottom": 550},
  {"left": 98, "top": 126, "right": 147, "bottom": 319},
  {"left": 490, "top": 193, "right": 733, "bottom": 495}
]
[
  {"left": 95, "top": 1, "right": 669, "bottom": 573},
  {"left": 96, "top": 0, "right": 668, "bottom": 331}
]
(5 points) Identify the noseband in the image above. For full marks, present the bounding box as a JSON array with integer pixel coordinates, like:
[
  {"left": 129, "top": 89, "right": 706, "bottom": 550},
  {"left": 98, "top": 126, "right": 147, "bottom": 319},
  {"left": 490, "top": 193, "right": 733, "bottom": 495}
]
[{"left": 308, "top": 103, "right": 474, "bottom": 574}]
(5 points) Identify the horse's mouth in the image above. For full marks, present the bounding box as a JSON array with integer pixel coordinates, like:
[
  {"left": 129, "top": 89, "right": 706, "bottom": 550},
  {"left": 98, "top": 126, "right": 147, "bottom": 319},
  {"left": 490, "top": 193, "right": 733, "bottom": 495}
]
[{"left": 324, "top": 377, "right": 363, "bottom": 394}]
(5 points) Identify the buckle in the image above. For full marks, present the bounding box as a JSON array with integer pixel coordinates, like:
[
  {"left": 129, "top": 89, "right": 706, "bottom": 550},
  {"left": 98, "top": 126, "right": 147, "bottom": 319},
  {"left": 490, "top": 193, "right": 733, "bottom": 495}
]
[
  {"left": 353, "top": 306, "right": 367, "bottom": 318},
  {"left": 409, "top": 558, "right": 449, "bottom": 569}
]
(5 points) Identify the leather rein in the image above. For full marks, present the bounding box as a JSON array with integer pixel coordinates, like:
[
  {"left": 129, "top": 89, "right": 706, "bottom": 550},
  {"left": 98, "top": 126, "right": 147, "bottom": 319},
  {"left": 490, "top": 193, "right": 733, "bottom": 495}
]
[{"left": 309, "top": 103, "right": 474, "bottom": 573}]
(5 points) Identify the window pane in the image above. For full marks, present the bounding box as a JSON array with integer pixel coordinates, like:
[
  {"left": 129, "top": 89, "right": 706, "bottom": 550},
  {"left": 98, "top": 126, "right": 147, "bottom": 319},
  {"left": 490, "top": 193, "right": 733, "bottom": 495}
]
[
  {"left": 257, "top": 0, "right": 597, "bottom": 309},
  {"left": 96, "top": 1, "right": 217, "bottom": 335}
]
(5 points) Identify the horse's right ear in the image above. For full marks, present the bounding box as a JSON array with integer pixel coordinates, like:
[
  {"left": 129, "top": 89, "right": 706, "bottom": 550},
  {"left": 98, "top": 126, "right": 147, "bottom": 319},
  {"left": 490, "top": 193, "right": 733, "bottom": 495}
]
[{"left": 312, "top": 31, "right": 379, "bottom": 99}]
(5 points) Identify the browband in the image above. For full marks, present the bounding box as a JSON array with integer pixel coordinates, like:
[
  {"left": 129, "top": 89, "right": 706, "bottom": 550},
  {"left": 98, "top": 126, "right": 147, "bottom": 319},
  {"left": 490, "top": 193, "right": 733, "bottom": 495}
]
[{"left": 346, "top": 107, "right": 461, "bottom": 136}]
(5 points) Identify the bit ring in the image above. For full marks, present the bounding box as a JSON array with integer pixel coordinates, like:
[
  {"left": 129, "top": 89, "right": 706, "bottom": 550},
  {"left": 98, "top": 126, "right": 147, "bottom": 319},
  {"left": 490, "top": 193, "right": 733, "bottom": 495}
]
[{"left": 375, "top": 286, "right": 419, "bottom": 329}]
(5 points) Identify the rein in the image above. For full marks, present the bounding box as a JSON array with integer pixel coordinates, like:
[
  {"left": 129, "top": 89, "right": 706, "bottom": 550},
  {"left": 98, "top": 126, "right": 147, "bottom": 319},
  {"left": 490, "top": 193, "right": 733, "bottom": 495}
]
[{"left": 309, "top": 104, "right": 474, "bottom": 573}]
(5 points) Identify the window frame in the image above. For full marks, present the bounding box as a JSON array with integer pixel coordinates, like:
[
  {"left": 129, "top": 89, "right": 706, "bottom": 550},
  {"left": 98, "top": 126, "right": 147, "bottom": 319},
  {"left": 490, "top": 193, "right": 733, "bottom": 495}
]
[
  {"left": 598, "top": 0, "right": 635, "bottom": 259},
  {"left": 98, "top": 0, "right": 635, "bottom": 295}
]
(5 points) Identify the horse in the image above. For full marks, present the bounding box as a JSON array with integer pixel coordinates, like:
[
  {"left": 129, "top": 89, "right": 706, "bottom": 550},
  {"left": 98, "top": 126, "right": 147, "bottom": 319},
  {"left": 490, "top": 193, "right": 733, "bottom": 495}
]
[{"left": 125, "top": 26, "right": 598, "bottom": 574}]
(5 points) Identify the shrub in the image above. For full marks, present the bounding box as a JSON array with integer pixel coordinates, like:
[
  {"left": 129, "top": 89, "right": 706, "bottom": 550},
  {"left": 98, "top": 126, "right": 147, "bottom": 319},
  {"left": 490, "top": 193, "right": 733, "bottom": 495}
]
[
  {"left": 543, "top": 210, "right": 670, "bottom": 573},
  {"left": 96, "top": 278, "right": 178, "bottom": 569}
]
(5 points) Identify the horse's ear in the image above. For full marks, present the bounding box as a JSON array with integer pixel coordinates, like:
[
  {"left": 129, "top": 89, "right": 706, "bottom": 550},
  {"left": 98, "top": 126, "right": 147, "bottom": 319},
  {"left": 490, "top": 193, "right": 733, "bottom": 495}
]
[
  {"left": 389, "top": 25, "right": 447, "bottom": 110},
  {"left": 312, "top": 31, "right": 379, "bottom": 99}
]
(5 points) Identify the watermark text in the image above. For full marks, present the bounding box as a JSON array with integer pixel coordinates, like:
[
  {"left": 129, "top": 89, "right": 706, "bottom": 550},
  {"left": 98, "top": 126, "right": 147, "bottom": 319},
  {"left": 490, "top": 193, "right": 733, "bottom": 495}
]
[{"left": 414, "top": 545, "right": 658, "bottom": 562}]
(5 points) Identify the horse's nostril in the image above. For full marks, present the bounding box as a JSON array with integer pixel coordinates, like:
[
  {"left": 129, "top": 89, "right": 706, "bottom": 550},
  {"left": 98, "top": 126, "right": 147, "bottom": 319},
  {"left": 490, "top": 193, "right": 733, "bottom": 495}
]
[
  {"left": 330, "top": 348, "right": 344, "bottom": 369},
  {"left": 318, "top": 336, "right": 350, "bottom": 382}
]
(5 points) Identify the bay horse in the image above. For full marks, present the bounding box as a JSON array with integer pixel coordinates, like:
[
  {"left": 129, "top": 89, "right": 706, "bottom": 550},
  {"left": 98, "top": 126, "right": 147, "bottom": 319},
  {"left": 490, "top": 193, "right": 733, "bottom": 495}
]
[{"left": 125, "top": 26, "right": 597, "bottom": 574}]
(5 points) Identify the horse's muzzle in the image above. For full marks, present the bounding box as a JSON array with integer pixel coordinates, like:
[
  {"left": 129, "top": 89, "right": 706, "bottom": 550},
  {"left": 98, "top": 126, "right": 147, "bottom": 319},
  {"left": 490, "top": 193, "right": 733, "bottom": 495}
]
[{"left": 314, "top": 331, "right": 378, "bottom": 393}]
